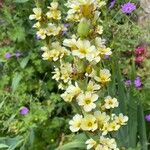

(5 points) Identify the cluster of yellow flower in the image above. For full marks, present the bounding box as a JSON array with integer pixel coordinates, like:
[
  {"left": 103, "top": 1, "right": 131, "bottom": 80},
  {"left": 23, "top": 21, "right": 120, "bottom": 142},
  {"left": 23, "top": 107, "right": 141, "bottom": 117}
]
[{"left": 29, "top": 0, "right": 128, "bottom": 149}]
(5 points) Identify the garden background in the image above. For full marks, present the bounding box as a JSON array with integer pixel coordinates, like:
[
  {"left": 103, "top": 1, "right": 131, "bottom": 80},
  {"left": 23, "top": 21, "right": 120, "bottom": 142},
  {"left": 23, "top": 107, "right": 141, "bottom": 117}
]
[{"left": 0, "top": 0, "right": 150, "bottom": 150}]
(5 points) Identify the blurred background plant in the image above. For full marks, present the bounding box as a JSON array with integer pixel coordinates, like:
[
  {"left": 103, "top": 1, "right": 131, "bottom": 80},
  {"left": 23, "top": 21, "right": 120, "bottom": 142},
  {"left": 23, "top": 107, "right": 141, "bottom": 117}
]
[{"left": 0, "top": 0, "right": 71, "bottom": 149}]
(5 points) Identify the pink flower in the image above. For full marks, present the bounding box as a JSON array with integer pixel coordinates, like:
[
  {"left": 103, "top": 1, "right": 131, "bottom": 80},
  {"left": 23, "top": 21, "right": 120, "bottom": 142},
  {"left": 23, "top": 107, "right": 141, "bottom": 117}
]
[
  {"left": 135, "top": 56, "right": 144, "bottom": 64},
  {"left": 135, "top": 47, "right": 146, "bottom": 56}
]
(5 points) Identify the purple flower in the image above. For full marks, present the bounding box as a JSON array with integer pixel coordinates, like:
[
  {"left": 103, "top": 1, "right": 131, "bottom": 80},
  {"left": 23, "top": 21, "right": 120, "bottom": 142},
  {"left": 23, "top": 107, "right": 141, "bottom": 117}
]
[
  {"left": 36, "top": 35, "right": 41, "bottom": 40},
  {"left": 109, "top": 0, "right": 116, "bottom": 9},
  {"left": 125, "top": 80, "right": 132, "bottom": 87},
  {"left": 134, "top": 77, "right": 142, "bottom": 88},
  {"left": 121, "top": 2, "right": 136, "bottom": 14},
  {"left": 104, "top": 55, "right": 109, "bottom": 59},
  {"left": 20, "top": 107, "right": 29, "bottom": 115},
  {"left": 15, "top": 52, "right": 22, "bottom": 58},
  {"left": 5, "top": 53, "right": 12, "bottom": 59},
  {"left": 62, "top": 23, "right": 69, "bottom": 35},
  {"left": 145, "top": 114, "right": 150, "bottom": 121},
  {"left": 64, "top": 23, "right": 69, "bottom": 27}
]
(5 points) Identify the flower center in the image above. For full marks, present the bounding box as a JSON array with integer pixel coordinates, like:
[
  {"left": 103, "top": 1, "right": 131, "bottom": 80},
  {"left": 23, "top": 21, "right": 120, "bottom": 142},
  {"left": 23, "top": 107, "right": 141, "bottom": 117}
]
[
  {"left": 108, "top": 100, "right": 113, "bottom": 105},
  {"left": 85, "top": 98, "right": 91, "bottom": 104},
  {"left": 87, "top": 122, "right": 93, "bottom": 127},
  {"left": 80, "top": 48, "right": 87, "bottom": 54}
]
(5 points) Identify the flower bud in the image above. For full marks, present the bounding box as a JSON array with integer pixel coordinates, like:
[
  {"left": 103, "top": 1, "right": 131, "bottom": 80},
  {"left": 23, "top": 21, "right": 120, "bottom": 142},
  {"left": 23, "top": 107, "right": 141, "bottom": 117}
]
[{"left": 77, "top": 19, "right": 90, "bottom": 38}]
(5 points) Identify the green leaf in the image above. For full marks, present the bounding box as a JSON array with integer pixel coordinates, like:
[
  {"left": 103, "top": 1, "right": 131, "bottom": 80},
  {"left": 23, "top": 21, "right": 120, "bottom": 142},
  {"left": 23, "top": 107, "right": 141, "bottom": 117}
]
[
  {"left": 20, "top": 57, "right": 30, "bottom": 69},
  {"left": 55, "top": 141, "right": 86, "bottom": 150},
  {"left": 0, "top": 101, "right": 5, "bottom": 109},
  {"left": 13, "top": 0, "right": 29, "bottom": 3},
  {"left": 55, "top": 134, "right": 87, "bottom": 150},
  {"left": 137, "top": 103, "right": 148, "bottom": 150},
  {"left": 11, "top": 73, "right": 22, "bottom": 92},
  {"left": 8, "top": 26, "right": 25, "bottom": 42},
  {"left": 0, "top": 144, "right": 8, "bottom": 149},
  {"left": 127, "top": 88, "right": 138, "bottom": 148}
]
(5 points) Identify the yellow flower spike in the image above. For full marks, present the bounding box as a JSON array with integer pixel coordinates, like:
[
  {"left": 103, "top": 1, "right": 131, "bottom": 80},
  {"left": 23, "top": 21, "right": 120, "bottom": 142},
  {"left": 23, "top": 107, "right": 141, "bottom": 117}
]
[{"left": 29, "top": 0, "right": 128, "bottom": 149}]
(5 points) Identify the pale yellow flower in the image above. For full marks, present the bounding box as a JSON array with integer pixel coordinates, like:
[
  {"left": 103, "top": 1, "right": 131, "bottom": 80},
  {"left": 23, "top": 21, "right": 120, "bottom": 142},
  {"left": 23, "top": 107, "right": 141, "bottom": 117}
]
[
  {"left": 72, "top": 39, "right": 96, "bottom": 62},
  {"left": 52, "top": 68, "right": 60, "bottom": 81},
  {"left": 46, "top": 2, "right": 61, "bottom": 20},
  {"left": 94, "top": 69, "right": 111, "bottom": 84},
  {"left": 41, "top": 46, "right": 49, "bottom": 51},
  {"left": 65, "top": 0, "right": 81, "bottom": 21},
  {"left": 36, "top": 28, "right": 46, "bottom": 39},
  {"left": 87, "top": 80, "right": 101, "bottom": 93},
  {"left": 42, "top": 50, "right": 59, "bottom": 61},
  {"left": 101, "top": 123, "right": 109, "bottom": 135},
  {"left": 94, "top": 37, "right": 112, "bottom": 56},
  {"left": 95, "top": 144, "right": 108, "bottom": 150},
  {"left": 58, "top": 82, "right": 65, "bottom": 90},
  {"left": 66, "top": 0, "right": 106, "bottom": 21},
  {"left": 85, "top": 68, "right": 96, "bottom": 78},
  {"left": 60, "top": 63, "right": 72, "bottom": 83},
  {"left": 81, "top": 115, "right": 98, "bottom": 131},
  {"left": 29, "top": 8, "right": 42, "bottom": 20},
  {"left": 46, "top": 23, "right": 61, "bottom": 36},
  {"left": 95, "top": 37, "right": 106, "bottom": 48},
  {"left": 104, "top": 96, "right": 119, "bottom": 109},
  {"left": 98, "top": 47, "right": 112, "bottom": 56},
  {"left": 61, "top": 82, "right": 81, "bottom": 102},
  {"left": 77, "top": 92, "right": 98, "bottom": 112},
  {"left": 69, "top": 114, "right": 83, "bottom": 132},
  {"left": 96, "top": 25, "right": 103, "bottom": 34},
  {"left": 85, "top": 138, "right": 97, "bottom": 150},
  {"left": 66, "top": 82, "right": 81, "bottom": 95},
  {"left": 91, "top": 51, "right": 101, "bottom": 64},
  {"left": 115, "top": 113, "right": 128, "bottom": 125},
  {"left": 33, "top": 22, "right": 41, "bottom": 29},
  {"left": 107, "top": 121, "right": 120, "bottom": 132},
  {"left": 61, "top": 92, "right": 74, "bottom": 102},
  {"left": 94, "top": 111, "right": 110, "bottom": 129},
  {"left": 63, "top": 38, "right": 77, "bottom": 50},
  {"left": 99, "top": 136, "right": 119, "bottom": 150},
  {"left": 42, "top": 42, "right": 69, "bottom": 61}
]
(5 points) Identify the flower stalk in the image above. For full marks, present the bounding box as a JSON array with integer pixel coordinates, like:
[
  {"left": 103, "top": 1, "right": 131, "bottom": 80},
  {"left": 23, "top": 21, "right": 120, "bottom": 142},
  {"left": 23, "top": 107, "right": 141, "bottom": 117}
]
[{"left": 29, "top": 0, "right": 128, "bottom": 149}]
